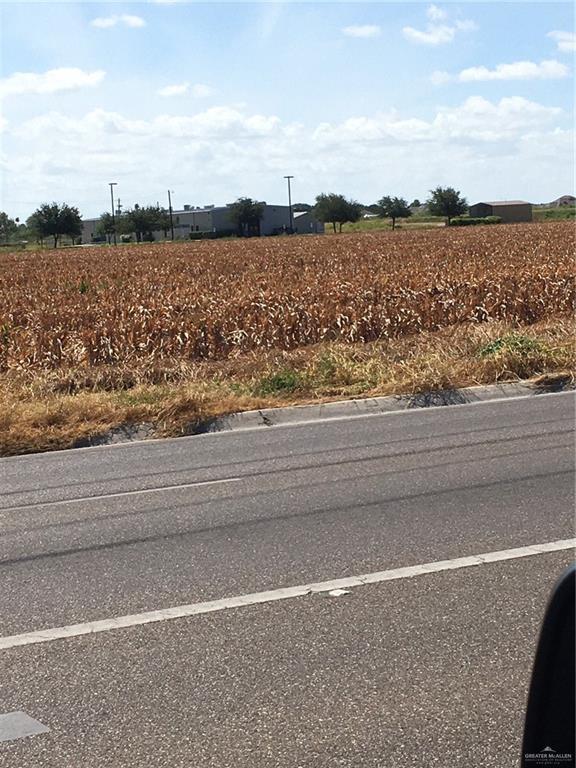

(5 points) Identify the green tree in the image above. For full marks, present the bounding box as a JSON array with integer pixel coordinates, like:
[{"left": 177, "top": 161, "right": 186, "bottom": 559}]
[
  {"left": 60, "top": 206, "right": 82, "bottom": 245},
  {"left": 115, "top": 213, "right": 133, "bottom": 239},
  {"left": 0, "top": 212, "right": 19, "bottom": 243},
  {"left": 25, "top": 212, "right": 43, "bottom": 245},
  {"left": 96, "top": 212, "right": 116, "bottom": 244},
  {"left": 293, "top": 203, "right": 312, "bottom": 213},
  {"left": 155, "top": 207, "right": 172, "bottom": 239},
  {"left": 313, "top": 193, "right": 362, "bottom": 233},
  {"left": 427, "top": 187, "right": 468, "bottom": 225},
  {"left": 124, "top": 205, "right": 164, "bottom": 243},
  {"left": 376, "top": 196, "right": 412, "bottom": 230},
  {"left": 228, "top": 197, "right": 266, "bottom": 237},
  {"left": 410, "top": 199, "right": 422, "bottom": 209},
  {"left": 27, "top": 202, "right": 82, "bottom": 248},
  {"left": 15, "top": 222, "right": 29, "bottom": 241}
]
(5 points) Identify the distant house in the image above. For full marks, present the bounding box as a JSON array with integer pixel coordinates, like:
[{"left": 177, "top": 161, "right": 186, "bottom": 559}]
[{"left": 468, "top": 200, "right": 533, "bottom": 223}]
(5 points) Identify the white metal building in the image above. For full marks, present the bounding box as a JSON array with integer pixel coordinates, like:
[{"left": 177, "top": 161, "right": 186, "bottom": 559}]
[{"left": 81, "top": 203, "right": 324, "bottom": 243}]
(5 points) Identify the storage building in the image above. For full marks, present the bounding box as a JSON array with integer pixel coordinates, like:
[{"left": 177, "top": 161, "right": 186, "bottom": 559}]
[{"left": 468, "top": 200, "right": 533, "bottom": 223}]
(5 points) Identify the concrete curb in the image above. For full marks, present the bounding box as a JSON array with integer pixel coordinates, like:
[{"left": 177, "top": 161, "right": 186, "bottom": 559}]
[
  {"left": 192, "top": 379, "right": 572, "bottom": 435},
  {"left": 76, "top": 377, "right": 573, "bottom": 448}
]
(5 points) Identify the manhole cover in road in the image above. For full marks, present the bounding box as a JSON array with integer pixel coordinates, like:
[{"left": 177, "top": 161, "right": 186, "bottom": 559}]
[{"left": 0, "top": 711, "right": 49, "bottom": 743}]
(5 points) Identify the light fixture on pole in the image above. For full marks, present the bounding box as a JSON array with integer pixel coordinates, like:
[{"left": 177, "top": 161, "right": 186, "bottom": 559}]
[
  {"left": 284, "top": 175, "right": 294, "bottom": 233},
  {"left": 109, "top": 182, "right": 118, "bottom": 245},
  {"left": 167, "top": 190, "right": 175, "bottom": 241}
]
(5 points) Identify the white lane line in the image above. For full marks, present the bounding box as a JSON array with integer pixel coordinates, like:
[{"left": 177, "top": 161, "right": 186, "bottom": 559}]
[
  {"left": 0, "top": 711, "right": 49, "bottom": 743},
  {"left": 1, "top": 477, "right": 240, "bottom": 512},
  {"left": 1, "top": 538, "right": 573, "bottom": 651}
]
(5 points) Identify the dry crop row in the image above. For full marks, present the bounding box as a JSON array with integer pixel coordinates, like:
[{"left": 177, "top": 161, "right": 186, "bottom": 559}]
[{"left": 0, "top": 222, "right": 573, "bottom": 373}]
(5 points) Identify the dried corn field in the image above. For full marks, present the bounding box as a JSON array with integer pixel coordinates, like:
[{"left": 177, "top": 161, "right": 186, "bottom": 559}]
[{"left": 1, "top": 221, "right": 574, "bottom": 376}]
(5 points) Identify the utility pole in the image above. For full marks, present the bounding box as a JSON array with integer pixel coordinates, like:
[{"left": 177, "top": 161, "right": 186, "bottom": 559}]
[
  {"left": 109, "top": 182, "right": 117, "bottom": 245},
  {"left": 168, "top": 190, "right": 175, "bottom": 241},
  {"left": 283, "top": 175, "right": 294, "bottom": 233}
]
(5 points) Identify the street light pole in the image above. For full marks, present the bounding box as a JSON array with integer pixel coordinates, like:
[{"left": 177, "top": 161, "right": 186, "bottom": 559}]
[
  {"left": 284, "top": 175, "right": 294, "bottom": 233},
  {"left": 168, "top": 190, "right": 175, "bottom": 241},
  {"left": 109, "top": 182, "right": 117, "bottom": 245}
]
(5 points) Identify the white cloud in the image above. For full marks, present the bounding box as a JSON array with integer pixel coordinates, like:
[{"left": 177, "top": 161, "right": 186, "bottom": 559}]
[
  {"left": 157, "top": 83, "right": 213, "bottom": 98},
  {"left": 430, "top": 71, "right": 452, "bottom": 86},
  {"left": 158, "top": 82, "right": 189, "bottom": 97},
  {"left": 403, "top": 24, "right": 455, "bottom": 45},
  {"left": 3, "top": 96, "right": 570, "bottom": 218},
  {"left": 91, "top": 14, "right": 146, "bottom": 29},
  {"left": 427, "top": 5, "right": 447, "bottom": 22},
  {"left": 403, "top": 6, "right": 476, "bottom": 46},
  {"left": 460, "top": 60, "right": 569, "bottom": 81},
  {"left": 191, "top": 84, "right": 213, "bottom": 98},
  {"left": 432, "top": 59, "right": 570, "bottom": 84},
  {"left": 342, "top": 25, "right": 381, "bottom": 39},
  {"left": 17, "top": 106, "right": 283, "bottom": 142},
  {"left": 548, "top": 31, "right": 576, "bottom": 53},
  {"left": 312, "top": 96, "right": 562, "bottom": 146},
  {"left": 431, "top": 96, "right": 562, "bottom": 142},
  {"left": 16, "top": 96, "right": 560, "bottom": 151},
  {"left": 455, "top": 20, "right": 478, "bottom": 32},
  {"left": 0, "top": 67, "right": 105, "bottom": 98}
]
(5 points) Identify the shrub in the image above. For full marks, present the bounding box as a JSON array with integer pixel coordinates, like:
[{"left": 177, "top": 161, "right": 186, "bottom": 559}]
[
  {"left": 535, "top": 207, "right": 576, "bottom": 221},
  {"left": 189, "top": 230, "right": 236, "bottom": 241},
  {"left": 477, "top": 333, "right": 545, "bottom": 358},
  {"left": 253, "top": 369, "right": 304, "bottom": 396},
  {"left": 450, "top": 216, "right": 502, "bottom": 226},
  {"left": 475, "top": 332, "right": 566, "bottom": 380}
]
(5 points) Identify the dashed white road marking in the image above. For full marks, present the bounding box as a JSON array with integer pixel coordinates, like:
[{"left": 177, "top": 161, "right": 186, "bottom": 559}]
[{"left": 0, "top": 538, "right": 573, "bottom": 651}]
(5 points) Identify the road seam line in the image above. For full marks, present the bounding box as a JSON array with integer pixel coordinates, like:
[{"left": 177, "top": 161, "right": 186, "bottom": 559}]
[
  {"left": 0, "top": 477, "right": 241, "bottom": 511},
  {"left": 0, "top": 538, "right": 573, "bottom": 651}
]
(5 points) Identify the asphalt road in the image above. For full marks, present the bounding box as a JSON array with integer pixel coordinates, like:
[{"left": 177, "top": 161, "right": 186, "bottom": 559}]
[{"left": 0, "top": 392, "right": 574, "bottom": 766}]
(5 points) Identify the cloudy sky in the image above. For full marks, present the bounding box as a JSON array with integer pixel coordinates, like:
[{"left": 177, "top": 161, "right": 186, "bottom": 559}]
[{"left": 0, "top": 1, "right": 574, "bottom": 219}]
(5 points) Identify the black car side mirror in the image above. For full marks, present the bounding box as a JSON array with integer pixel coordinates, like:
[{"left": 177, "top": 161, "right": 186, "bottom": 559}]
[{"left": 521, "top": 565, "right": 575, "bottom": 766}]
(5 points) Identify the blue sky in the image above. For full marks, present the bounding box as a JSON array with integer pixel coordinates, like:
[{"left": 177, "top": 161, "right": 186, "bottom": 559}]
[{"left": 0, "top": 1, "right": 574, "bottom": 218}]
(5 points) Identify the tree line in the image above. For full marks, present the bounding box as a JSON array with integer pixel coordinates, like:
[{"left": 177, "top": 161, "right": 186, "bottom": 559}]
[
  {"left": 0, "top": 187, "right": 469, "bottom": 247},
  {"left": 98, "top": 205, "right": 173, "bottom": 243},
  {"left": 312, "top": 187, "right": 467, "bottom": 232},
  {"left": 0, "top": 204, "right": 83, "bottom": 249},
  {"left": 216, "top": 187, "right": 468, "bottom": 235},
  {"left": 0, "top": 203, "right": 173, "bottom": 247}
]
